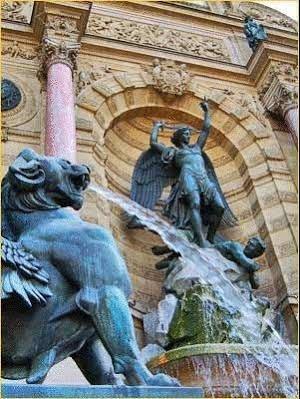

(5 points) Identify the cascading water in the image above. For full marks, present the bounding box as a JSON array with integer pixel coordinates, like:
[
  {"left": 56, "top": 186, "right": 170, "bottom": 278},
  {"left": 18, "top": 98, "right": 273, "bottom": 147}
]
[{"left": 89, "top": 184, "right": 298, "bottom": 397}]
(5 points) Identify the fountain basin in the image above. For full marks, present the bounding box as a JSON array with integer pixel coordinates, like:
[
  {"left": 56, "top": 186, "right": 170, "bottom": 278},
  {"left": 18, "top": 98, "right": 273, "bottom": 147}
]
[{"left": 148, "top": 343, "right": 298, "bottom": 398}]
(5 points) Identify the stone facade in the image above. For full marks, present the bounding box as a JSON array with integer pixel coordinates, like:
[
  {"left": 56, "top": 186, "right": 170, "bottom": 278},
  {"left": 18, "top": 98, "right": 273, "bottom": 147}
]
[{"left": 1, "top": 0, "right": 298, "bottom": 383}]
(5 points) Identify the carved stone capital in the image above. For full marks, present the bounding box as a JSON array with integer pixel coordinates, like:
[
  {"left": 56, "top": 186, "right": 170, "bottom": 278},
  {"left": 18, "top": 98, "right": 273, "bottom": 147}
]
[
  {"left": 149, "top": 58, "right": 191, "bottom": 96},
  {"left": 37, "top": 37, "right": 80, "bottom": 86},
  {"left": 259, "top": 63, "right": 298, "bottom": 117}
]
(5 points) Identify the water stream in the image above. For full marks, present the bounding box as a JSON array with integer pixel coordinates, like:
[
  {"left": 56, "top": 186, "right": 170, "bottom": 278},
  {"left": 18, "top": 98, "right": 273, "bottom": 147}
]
[{"left": 89, "top": 184, "right": 298, "bottom": 397}]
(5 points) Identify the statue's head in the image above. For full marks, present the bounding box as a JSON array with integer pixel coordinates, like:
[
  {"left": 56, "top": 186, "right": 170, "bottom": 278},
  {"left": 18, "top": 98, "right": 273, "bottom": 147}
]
[
  {"left": 244, "top": 236, "right": 266, "bottom": 259},
  {"left": 244, "top": 16, "right": 253, "bottom": 23},
  {"left": 171, "top": 127, "right": 192, "bottom": 147},
  {"left": 2, "top": 148, "right": 90, "bottom": 212}
]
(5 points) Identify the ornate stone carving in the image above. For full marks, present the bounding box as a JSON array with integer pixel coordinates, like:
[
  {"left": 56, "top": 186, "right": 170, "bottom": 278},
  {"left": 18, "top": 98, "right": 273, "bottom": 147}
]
[
  {"left": 37, "top": 37, "right": 80, "bottom": 83},
  {"left": 45, "top": 15, "right": 79, "bottom": 37},
  {"left": 149, "top": 59, "right": 191, "bottom": 96},
  {"left": 75, "top": 64, "right": 111, "bottom": 95},
  {"left": 171, "top": 1, "right": 210, "bottom": 10},
  {"left": 259, "top": 63, "right": 298, "bottom": 116},
  {"left": 259, "top": 63, "right": 298, "bottom": 98},
  {"left": 238, "top": 2, "right": 297, "bottom": 31},
  {"left": 1, "top": 41, "right": 37, "bottom": 60},
  {"left": 87, "top": 16, "right": 230, "bottom": 61},
  {"left": 1, "top": 126, "right": 9, "bottom": 142},
  {"left": 212, "top": 88, "right": 268, "bottom": 126},
  {"left": 1, "top": 1, "right": 33, "bottom": 23}
]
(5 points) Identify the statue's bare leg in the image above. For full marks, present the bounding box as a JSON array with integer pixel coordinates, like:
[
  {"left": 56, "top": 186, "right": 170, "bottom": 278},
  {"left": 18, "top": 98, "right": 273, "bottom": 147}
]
[
  {"left": 76, "top": 286, "right": 179, "bottom": 386},
  {"left": 206, "top": 195, "right": 224, "bottom": 244},
  {"left": 72, "top": 336, "right": 124, "bottom": 385},
  {"left": 187, "top": 191, "right": 207, "bottom": 248}
]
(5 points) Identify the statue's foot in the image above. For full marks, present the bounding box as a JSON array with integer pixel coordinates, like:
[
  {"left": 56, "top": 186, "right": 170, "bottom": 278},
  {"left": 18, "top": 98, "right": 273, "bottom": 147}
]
[{"left": 114, "top": 357, "right": 180, "bottom": 387}]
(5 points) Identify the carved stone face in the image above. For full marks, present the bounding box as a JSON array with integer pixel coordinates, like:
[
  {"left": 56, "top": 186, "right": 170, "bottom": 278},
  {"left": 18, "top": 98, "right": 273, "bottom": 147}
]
[{"left": 7, "top": 149, "right": 91, "bottom": 211}]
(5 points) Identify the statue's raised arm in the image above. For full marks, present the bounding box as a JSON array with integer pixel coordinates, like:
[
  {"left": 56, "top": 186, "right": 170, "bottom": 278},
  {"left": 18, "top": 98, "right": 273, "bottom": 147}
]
[
  {"left": 197, "top": 99, "right": 211, "bottom": 149},
  {"left": 150, "top": 121, "right": 166, "bottom": 153}
]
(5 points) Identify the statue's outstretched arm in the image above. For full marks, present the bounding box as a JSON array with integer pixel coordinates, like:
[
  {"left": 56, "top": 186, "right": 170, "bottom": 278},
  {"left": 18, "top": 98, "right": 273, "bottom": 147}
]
[
  {"left": 150, "top": 121, "right": 166, "bottom": 153},
  {"left": 233, "top": 249, "right": 260, "bottom": 273},
  {"left": 197, "top": 100, "right": 211, "bottom": 149}
]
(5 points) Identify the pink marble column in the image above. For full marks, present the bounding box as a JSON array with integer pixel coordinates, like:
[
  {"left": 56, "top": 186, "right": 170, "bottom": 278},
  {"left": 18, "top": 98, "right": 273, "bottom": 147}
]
[
  {"left": 45, "top": 62, "right": 77, "bottom": 163},
  {"left": 284, "top": 107, "right": 298, "bottom": 146}
]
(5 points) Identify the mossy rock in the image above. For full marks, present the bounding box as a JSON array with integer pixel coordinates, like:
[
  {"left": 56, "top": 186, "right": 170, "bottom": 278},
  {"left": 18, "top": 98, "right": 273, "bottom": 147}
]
[{"left": 168, "top": 284, "right": 242, "bottom": 348}]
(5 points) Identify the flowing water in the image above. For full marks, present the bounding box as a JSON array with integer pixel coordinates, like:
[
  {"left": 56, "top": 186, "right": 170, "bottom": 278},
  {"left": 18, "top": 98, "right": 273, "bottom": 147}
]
[{"left": 89, "top": 184, "right": 298, "bottom": 397}]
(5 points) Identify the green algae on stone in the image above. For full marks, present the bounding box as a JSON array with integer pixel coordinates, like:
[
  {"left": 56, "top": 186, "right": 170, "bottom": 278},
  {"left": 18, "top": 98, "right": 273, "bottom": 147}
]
[{"left": 168, "top": 283, "right": 242, "bottom": 348}]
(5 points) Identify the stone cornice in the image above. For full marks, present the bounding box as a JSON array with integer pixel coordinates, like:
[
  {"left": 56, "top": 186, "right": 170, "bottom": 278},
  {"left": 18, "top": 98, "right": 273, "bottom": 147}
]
[{"left": 31, "top": 1, "right": 91, "bottom": 44}]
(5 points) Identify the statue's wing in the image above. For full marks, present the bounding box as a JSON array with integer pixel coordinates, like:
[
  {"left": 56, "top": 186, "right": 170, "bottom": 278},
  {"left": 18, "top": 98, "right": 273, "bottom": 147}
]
[
  {"left": 1, "top": 237, "right": 52, "bottom": 307},
  {"left": 130, "top": 148, "right": 178, "bottom": 209},
  {"left": 202, "top": 152, "right": 238, "bottom": 227}
]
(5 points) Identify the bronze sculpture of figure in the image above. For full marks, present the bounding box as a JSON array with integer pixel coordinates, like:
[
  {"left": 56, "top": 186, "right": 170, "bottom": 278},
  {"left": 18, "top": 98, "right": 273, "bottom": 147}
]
[
  {"left": 244, "top": 16, "right": 267, "bottom": 51},
  {"left": 130, "top": 100, "right": 237, "bottom": 247},
  {"left": 214, "top": 236, "right": 266, "bottom": 291},
  {"left": 1, "top": 148, "right": 179, "bottom": 387}
]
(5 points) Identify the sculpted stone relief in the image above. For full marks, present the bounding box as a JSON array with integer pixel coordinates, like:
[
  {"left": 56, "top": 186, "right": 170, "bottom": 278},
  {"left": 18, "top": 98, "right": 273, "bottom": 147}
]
[
  {"left": 1, "top": 41, "right": 37, "bottom": 60},
  {"left": 45, "top": 15, "right": 79, "bottom": 38},
  {"left": 1, "top": 1, "right": 33, "bottom": 23},
  {"left": 259, "top": 63, "right": 298, "bottom": 98},
  {"left": 75, "top": 64, "right": 111, "bottom": 96},
  {"left": 259, "top": 62, "right": 298, "bottom": 115},
  {"left": 211, "top": 87, "right": 268, "bottom": 126},
  {"left": 149, "top": 59, "right": 191, "bottom": 96},
  {"left": 237, "top": 2, "right": 297, "bottom": 31},
  {"left": 171, "top": 1, "right": 210, "bottom": 10},
  {"left": 87, "top": 16, "right": 230, "bottom": 61}
]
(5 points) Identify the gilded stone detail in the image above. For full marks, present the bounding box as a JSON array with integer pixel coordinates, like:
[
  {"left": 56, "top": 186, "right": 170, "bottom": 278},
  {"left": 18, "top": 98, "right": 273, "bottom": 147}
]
[
  {"left": 87, "top": 16, "right": 230, "bottom": 61},
  {"left": 149, "top": 59, "right": 191, "bottom": 96},
  {"left": 1, "top": 41, "right": 37, "bottom": 60}
]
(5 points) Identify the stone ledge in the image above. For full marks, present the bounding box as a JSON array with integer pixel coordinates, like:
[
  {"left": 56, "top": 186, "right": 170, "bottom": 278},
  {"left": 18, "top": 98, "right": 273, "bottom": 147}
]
[{"left": 1, "top": 384, "right": 203, "bottom": 398}]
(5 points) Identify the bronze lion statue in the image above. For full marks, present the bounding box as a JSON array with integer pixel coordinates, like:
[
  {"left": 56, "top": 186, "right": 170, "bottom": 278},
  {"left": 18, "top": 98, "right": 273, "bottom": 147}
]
[{"left": 1, "top": 148, "right": 178, "bottom": 386}]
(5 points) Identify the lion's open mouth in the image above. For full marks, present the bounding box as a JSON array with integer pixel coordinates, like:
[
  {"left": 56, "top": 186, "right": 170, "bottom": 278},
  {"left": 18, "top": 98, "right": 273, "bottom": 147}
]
[{"left": 69, "top": 173, "right": 90, "bottom": 194}]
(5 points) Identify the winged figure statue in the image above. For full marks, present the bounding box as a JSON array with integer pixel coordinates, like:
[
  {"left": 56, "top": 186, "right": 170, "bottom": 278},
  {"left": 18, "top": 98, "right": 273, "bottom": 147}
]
[{"left": 130, "top": 100, "right": 237, "bottom": 247}]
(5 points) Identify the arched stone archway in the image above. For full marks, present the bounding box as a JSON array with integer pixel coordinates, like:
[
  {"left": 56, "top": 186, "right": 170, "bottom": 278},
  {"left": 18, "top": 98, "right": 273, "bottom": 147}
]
[{"left": 75, "top": 71, "right": 298, "bottom": 340}]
